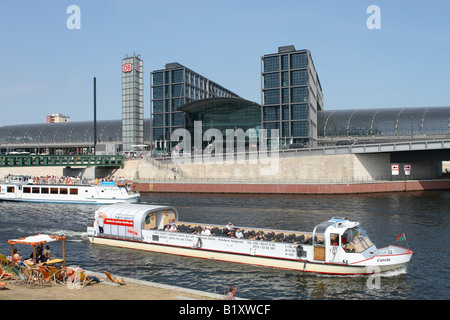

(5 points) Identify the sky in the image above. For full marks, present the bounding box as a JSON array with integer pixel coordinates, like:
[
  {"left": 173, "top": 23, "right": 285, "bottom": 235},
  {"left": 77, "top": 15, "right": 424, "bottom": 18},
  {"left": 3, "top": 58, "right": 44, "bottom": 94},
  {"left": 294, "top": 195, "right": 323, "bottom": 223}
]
[{"left": 0, "top": 0, "right": 449, "bottom": 126}]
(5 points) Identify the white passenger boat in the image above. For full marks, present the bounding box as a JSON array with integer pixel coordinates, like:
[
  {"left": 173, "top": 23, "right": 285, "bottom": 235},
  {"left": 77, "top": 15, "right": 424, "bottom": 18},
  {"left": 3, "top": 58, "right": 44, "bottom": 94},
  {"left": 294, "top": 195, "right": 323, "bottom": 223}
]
[
  {"left": 0, "top": 175, "right": 139, "bottom": 204},
  {"left": 87, "top": 204, "right": 413, "bottom": 275}
]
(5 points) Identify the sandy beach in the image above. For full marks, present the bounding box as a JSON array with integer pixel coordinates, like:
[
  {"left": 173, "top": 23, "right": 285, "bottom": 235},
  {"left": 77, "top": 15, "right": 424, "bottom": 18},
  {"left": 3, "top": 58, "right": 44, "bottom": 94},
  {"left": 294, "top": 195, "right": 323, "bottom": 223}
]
[{"left": 0, "top": 270, "right": 226, "bottom": 300}]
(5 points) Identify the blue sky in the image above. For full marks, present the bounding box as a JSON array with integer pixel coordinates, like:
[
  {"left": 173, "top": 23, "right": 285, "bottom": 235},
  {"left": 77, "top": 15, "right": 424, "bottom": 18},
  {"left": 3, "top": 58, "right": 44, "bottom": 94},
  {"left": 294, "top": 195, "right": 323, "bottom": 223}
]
[{"left": 0, "top": 0, "right": 449, "bottom": 126}]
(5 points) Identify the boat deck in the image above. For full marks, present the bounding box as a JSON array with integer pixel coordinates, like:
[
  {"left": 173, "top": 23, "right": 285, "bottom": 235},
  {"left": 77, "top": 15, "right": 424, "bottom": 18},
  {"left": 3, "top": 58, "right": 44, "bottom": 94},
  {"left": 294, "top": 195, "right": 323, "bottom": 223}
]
[{"left": 158, "top": 221, "right": 314, "bottom": 245}]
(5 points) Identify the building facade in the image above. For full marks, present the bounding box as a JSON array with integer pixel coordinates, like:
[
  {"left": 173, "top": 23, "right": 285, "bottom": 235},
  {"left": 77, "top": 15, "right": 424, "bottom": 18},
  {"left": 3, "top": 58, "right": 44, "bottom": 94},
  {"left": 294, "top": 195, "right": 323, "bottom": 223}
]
[
  {"left": 261, "top": 45, "right": 323, "bottom": 147},
  {"left": 122, "top": 54, "right": 144, "bottom": 152},
  {"left": 46, "top": 113, "right": 70, "bottom": 123},
  {"left": 150, "top": 62, "right": 240, "bottom": 151}
]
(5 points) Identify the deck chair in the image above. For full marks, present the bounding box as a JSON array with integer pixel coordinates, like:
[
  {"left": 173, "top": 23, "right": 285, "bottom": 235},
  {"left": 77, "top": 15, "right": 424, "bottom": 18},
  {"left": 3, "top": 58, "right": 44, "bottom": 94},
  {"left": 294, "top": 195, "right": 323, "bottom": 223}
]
[
  {"left": 77, "top": 270, "right": 93, "bottom": 287},
  {"left": 20, "top": 266, "right": 38, "bottom": 285},
  {"left": 32, "top": 267, "right": 49, "bottom": 285},
  {"left": 104, "top": 271, "right": 125, "bottom": 285},
  {"left": 47, "top": 266, "right": 65, "bottom": 284},
  {"left": 0, "top": 281, "right": 10, "bottom": 290},
  {"left": 10, "top": 266, "right": 27, "bottom": 282},
  {"left": 37, "top": 266, "right": 53, "bottom": 284},
  {"left": 0, "top": 254, "right": 12, "bottom": 267},
  {"left": 0, "top": 266, "right": 15, "bottom": 280}
]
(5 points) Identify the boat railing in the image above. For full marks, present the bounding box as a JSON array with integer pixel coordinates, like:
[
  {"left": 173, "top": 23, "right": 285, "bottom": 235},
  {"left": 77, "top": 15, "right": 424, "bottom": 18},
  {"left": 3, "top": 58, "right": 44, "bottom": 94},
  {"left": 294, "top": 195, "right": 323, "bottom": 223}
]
[
  {"left": 158, "top": 222, "right": 313, "bottom": 244},
  {"left": 32, "top": 180, "right": 92, "bottom": 186},
  {"left": 0, "top": 176, "right": 125, "bottom": 187}
]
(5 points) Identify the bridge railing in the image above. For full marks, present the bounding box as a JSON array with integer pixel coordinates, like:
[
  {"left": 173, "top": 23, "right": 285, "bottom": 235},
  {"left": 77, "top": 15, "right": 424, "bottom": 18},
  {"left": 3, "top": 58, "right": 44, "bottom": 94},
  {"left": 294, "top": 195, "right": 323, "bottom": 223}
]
[{"left": 0, "top": 155, "right": 125, "bottom": 168}]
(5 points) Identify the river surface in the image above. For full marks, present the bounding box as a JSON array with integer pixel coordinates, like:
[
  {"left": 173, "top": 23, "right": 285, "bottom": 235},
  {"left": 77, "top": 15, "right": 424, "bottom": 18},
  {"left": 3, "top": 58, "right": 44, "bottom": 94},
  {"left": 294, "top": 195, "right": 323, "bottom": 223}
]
[{"left": 0, "top": 191, "right": 448, "bottom": 300}]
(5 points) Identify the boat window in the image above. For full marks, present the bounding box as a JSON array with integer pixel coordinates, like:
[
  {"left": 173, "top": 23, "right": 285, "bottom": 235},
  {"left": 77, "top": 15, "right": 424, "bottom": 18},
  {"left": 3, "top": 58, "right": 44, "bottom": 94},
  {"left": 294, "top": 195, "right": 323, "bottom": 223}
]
[
  {"left": 32, "top": 187, "right": 40, "bottom": 194},
  {"left": 70, "top": 188, "right": 78, "bottom": 195},
  {"left": 144, "top": 213, "right": 156, "bottom": 229},
  {"left": 41, "top": 187, "right": 49, "bottom": 194},
  {"left": 314, "top": 234, "right": 324, "bottom": 245},
  {"left": 313, "top": 221, "right": 333, "bottom": 246},
  {"left": 60, "top": 188, "right": 68, "bottom": 195},
  {"left": 7, "top": 186, "right": 15, "bottom": 193},
  {"left": 342, "top": 226, "right": 374, "bottom": 253},
  {"left": 23, "top": 187, "right": 31, "bottom": 194},
  {"left": 51, "top": 188, "right": 58, "bottom": 194},
  {"left": 330, "top": 233, "right": 339, "bottom": 246}
]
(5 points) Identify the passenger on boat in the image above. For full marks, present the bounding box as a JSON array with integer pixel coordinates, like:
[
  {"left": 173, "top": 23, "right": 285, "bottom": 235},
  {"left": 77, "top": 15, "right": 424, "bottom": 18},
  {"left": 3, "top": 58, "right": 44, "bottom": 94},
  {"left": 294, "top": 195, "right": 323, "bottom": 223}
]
[
  {"left": 225, "top": 222, "right": 235, "bottom": 236},
  {"left": 330, "top": 234, "right": 339, "bottom": 246},
  {"left": 97, "top": 214, "right": 105, "bottom": 234},
  {"left": 248, "top": 233, "right": 254, "bottom": 240},
  {"left": 165, "top": 223, "right": 177, "bottom": 232},
  {"left": 235, "top": 228, "right": 244, "bottom": 239},
  {"left": 201, "top": 227, "right": 211, "bottom": 236},
  {"left": 255, "top": 231, "right": 266, "bottom": 241}
]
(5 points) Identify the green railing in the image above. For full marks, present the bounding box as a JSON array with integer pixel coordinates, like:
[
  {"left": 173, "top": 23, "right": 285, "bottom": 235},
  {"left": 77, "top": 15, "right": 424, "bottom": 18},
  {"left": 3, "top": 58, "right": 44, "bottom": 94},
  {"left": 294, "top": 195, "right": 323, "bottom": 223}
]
[{"left": 0, "top": 155, "right": 124, "bottom": 168}]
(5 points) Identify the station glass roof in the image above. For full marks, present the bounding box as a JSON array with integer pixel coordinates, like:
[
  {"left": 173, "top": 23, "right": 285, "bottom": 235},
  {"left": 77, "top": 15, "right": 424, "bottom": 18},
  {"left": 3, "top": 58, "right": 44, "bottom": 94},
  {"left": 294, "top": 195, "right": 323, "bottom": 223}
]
[
  {"left": 318, "top": 106, "right": 450, "bottom": 137},
  {"left": 1, "top": 105, "right": 449, "bottom": 147}
]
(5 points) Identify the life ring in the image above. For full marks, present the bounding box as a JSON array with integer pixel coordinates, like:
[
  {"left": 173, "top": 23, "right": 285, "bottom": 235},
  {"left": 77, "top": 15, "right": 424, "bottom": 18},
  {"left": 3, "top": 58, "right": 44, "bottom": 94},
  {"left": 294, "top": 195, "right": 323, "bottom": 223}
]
[
  {"left": 33, "top": 180, "right": 37, "bottom": 185},
  {"left": 296, "top": 245, "right": 304, "bottom": 258},
  {"left": 68, "top": 180, "right": 73, "bottom": 185}
]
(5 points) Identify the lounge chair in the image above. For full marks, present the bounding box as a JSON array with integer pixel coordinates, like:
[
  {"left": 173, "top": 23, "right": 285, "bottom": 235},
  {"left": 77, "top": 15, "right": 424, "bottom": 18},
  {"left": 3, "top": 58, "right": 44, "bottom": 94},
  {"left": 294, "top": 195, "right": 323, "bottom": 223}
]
[
  {"left": 104, "top": 271, "right": 125, "bottom": 285},
  {"left": 0, "top": 281, "right": 10, "bottom": 290},
  {"left": 33, "top": 267, "right": 50, "bottom": 285},
  {"left": 65, "top": 267, "right": 81, "bottom": 289},
  {"left": 37, "top": 266, "right": 53, "bottom": 284},
  {"left": 20, "top": 266, "right": 38, "bottom": 285},
  {"left": 0, "top": 254, "right": 12, "bottom": 267},
  {"left": 77, "top": 270, "right": 94, "bottom": 287},
  {"left": 46, "top": 266, "right": 65, "bottom": 284},
  {"left": 0, "top": 266, "right": 15, "bottom": 280},
  {"left": 66, "top": 267, "right": 93, "bottom": 287},
  {"left": 10, "top": 266, "right": 27, "bottom": 282}
]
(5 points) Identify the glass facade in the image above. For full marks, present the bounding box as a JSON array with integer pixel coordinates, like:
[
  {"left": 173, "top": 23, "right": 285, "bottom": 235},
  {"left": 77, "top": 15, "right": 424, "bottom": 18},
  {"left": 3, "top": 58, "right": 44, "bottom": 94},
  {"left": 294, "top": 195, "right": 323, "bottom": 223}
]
[
  {"left": 151, "top": 63, "right": 240, "bottom": 150},
  {"left": 122, "top": 54, "right": 144, "bottom": 151},
  {"left": 261, "top": 46, "right": 323, "bottom": 147},
  {"left": 318, "top": 107, "right": 450, "bottom": 140},
  {"left": 180, "top": 98, "right": 261, "bottom": 151}
]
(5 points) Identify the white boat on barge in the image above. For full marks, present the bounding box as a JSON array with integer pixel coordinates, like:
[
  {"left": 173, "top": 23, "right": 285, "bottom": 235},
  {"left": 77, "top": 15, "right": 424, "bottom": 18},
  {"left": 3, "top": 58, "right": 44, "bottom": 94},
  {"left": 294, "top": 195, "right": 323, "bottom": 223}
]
[
  {"left": 87, "top": 204, "right": 413, "bottom": 275},
  {"left": 0, "top": 175, "right": 139, "bottom": 204}
]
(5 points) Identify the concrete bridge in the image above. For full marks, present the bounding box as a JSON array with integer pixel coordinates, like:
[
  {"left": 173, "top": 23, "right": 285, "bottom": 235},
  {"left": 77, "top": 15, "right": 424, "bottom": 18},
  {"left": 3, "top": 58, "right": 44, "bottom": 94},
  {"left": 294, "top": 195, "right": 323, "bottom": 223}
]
[{"left": 279, "top": 139, "right": 450, "bottom": 162}]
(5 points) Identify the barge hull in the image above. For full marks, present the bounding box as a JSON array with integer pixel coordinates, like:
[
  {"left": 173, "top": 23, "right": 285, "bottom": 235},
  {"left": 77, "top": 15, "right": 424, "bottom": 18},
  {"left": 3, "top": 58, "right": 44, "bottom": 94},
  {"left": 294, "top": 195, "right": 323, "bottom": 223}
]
[{"left": 88, "top": 236, "right": 404, "bottom": 275}]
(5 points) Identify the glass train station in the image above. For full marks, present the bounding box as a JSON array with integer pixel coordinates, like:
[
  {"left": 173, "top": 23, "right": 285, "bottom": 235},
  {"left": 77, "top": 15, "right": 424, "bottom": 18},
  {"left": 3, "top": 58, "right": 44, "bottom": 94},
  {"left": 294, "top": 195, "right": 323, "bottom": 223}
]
[
  {"left": 1, "top": 105, "right": 449, "bottom": 156},
  {"left": 0, "top": 46, "right": 449, "bottom": 155}
]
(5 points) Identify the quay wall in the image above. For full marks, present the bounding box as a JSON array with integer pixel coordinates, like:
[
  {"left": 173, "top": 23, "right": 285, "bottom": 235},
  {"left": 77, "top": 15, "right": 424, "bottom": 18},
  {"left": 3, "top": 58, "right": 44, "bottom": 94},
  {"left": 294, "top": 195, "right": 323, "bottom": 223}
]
[
  {"left": 131, "top": 179, "right": 450, "bottom": 195},
  {"left": 114, "top": 154, "right": 441, "bottom": 182},
  {"left": 0, "top": 153, "right": 447, "bottom": 194}
]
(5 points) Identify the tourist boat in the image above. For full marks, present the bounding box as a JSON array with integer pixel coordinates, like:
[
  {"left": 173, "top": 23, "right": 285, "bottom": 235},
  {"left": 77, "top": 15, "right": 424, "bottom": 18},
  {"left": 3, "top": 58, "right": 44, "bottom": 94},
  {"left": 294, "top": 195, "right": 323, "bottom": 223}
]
[
  {"left": 86, "top": 204, "right": 413, "bottom": 275},
  {"left": 0, "top": 175, "right": 140, "bottom": 204}
]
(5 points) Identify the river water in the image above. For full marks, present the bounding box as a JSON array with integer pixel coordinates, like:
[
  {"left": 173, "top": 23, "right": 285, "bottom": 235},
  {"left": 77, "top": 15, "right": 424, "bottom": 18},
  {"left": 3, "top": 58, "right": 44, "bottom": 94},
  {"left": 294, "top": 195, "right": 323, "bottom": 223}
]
[{"left": 0, "top": 191, "right": 448, "bottom": 300}]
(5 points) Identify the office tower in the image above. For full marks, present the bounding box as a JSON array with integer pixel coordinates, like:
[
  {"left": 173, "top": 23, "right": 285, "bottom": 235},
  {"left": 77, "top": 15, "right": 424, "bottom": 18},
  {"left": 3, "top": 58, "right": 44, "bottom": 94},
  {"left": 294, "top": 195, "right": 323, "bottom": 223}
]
[{"left": 261, "top": 45, "right": 323, "bottom": 147}]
